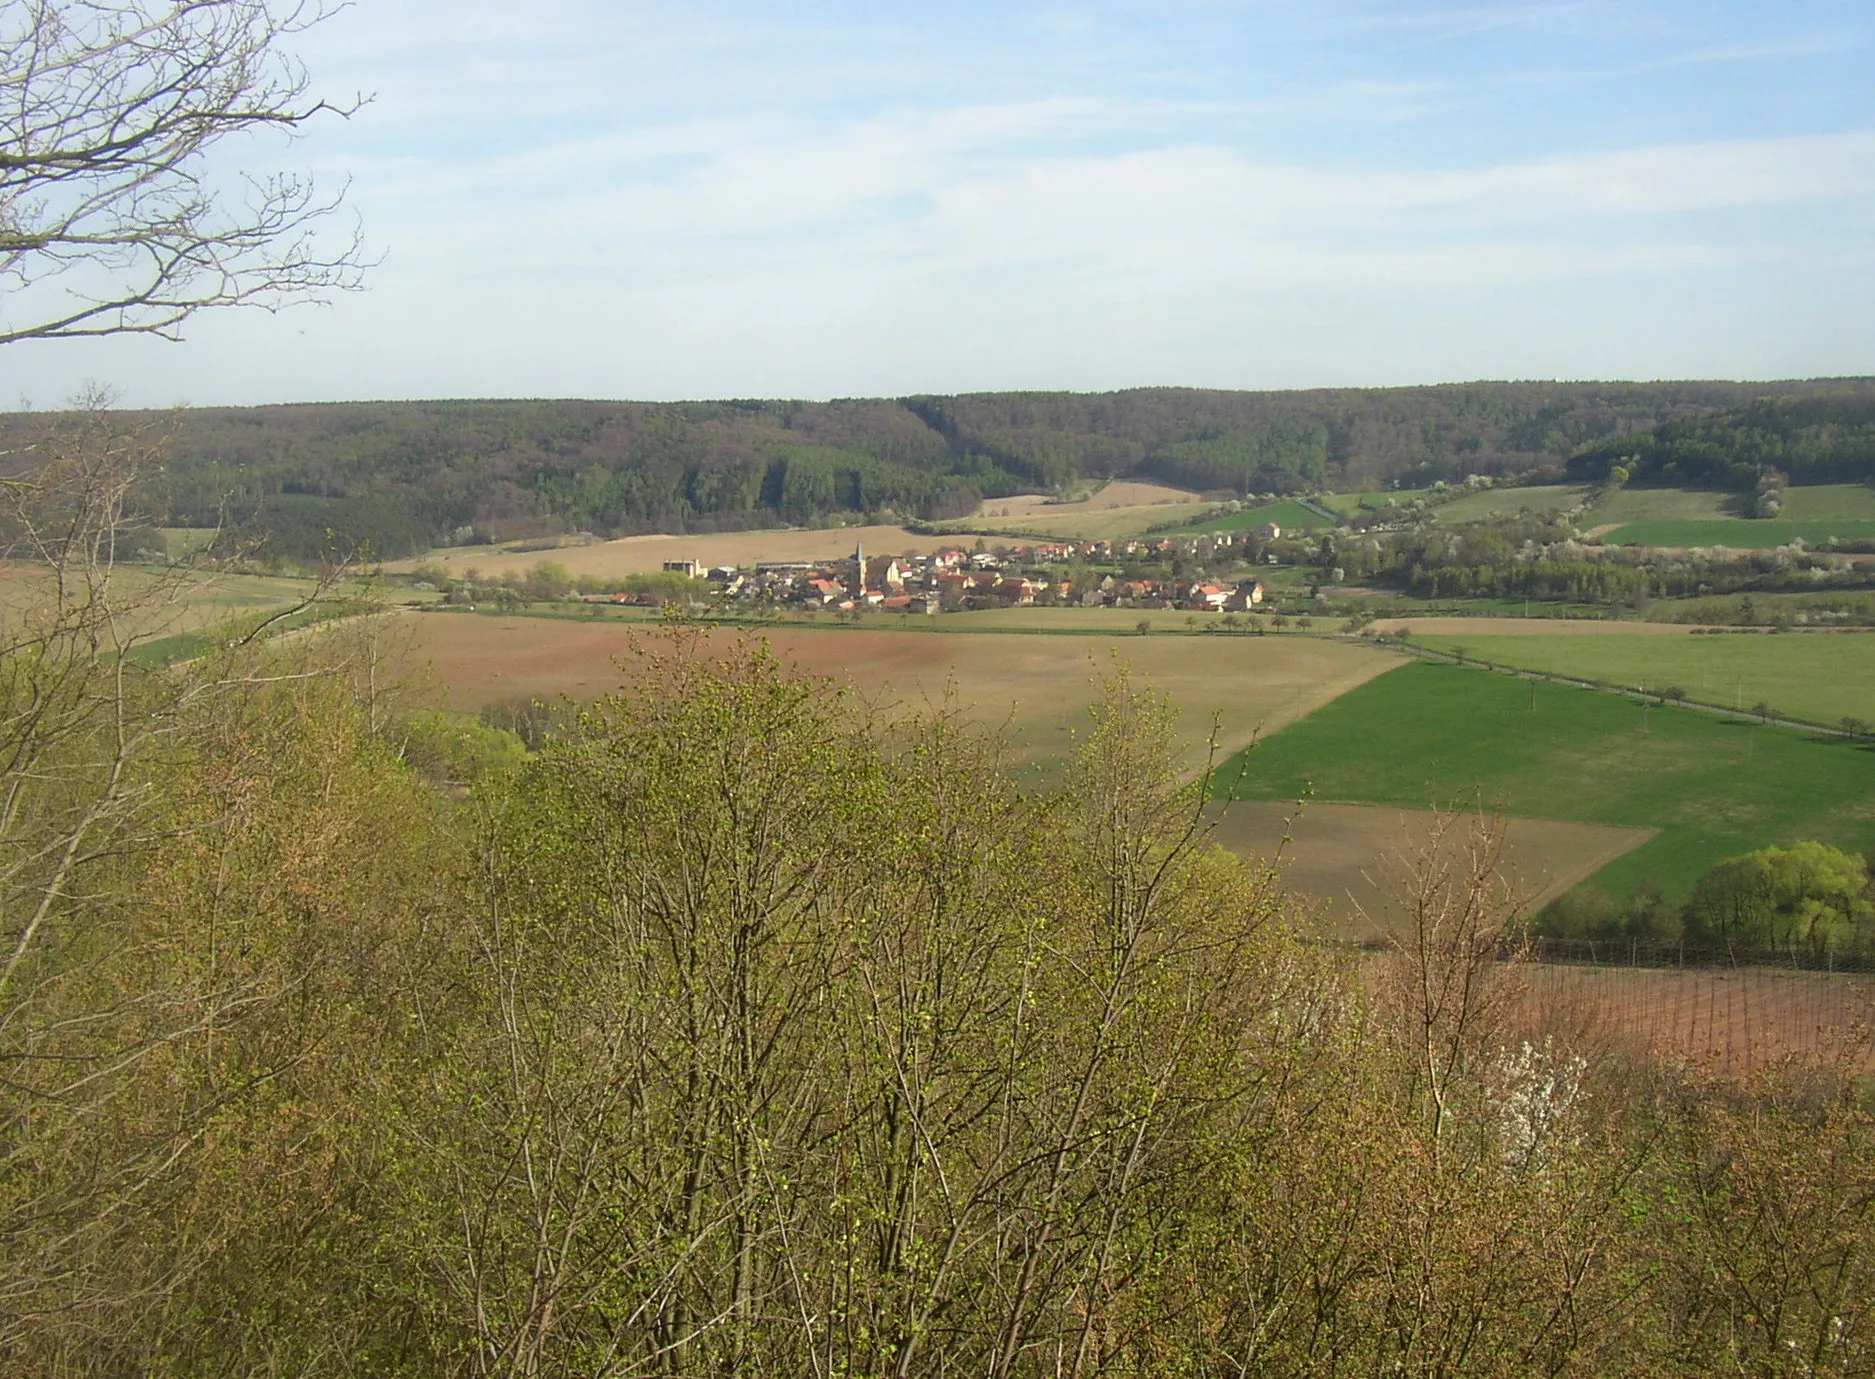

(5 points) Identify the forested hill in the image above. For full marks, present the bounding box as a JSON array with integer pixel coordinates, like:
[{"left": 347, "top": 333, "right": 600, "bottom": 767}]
[
  {"left": 8, "top": 378, "right": 1872, "bottom": 560},
  {"left": 1567, "top": 389, "right": 1875, "bottom": 489}
]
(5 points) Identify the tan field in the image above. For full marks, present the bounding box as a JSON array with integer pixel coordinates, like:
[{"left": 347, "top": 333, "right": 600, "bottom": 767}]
[
  {"left": 396, "top": 612, "right": 1397, "bottom": 778},
  {"left": 992, "top": 480, "right": 1200, "bottom": 513},
  {"left": 962, "top": 481, "right": 1212, "bottom": 539},
  {"left": 1207, "top": 802, "right": 1654, "bottom": 938},
  {"left": 385, "top": 525, "right": 964, "bottom": 582},
  {"left": 0, "top": 563, "right": 348, "bottom": 642},
  {"left": 1369, "top": 617, "right": 1698, "bottom": 637}
]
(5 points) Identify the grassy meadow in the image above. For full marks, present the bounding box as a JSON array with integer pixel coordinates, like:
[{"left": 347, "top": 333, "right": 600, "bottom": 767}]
[
  {"left": 1584, "top": 483, "right": 1875, "bottom": 547},
  {"left": 1431, "top": 484, "right": 1593, "bottom": 523},
  {"left": 1604, "top": 519, "right": 1875, "bottom": 548},
  {"left": 1411, "top": 630, "right": 1875, "bottom": 728},
  {"left": 0, "top": 564, "right": 372, "bottom": 649},
  {"left": 1220, "top": 658, "right": 1875, "bottom": 902}
]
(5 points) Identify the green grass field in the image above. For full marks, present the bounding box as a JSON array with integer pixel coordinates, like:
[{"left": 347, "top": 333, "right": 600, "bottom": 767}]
[
  {"left": 1219, "top": 659, "right": 1875, "bottom": 902},
  {"left": 1586, "top": 484, "right": 1875, "bottom": 547},
  {"left": 1651, "top": 590, "right": 1875, "bottom": 626},
  {"left": 1431, "top": 484, "right": 1593, "bottom": 524},
  {"left": 1170, "top": 500, "right": 1331, "bottom": 535},
  {"left": 1780, "top": 484, "right": 1875, "bottom": 520},
  {"left": 1603, "top": 519, "right": 1875, "bottom": 548},
  {"left": 1584, "top": 488, "right": 1734, "bottom": 525},
  {"left": 1411, "top": 631, "right": 1875, "bottom": 728}
]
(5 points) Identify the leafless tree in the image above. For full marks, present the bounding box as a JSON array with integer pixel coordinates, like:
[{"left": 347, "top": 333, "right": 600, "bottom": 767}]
[{"left": 0, "top": 0, "right": 369, "bottom": 347}]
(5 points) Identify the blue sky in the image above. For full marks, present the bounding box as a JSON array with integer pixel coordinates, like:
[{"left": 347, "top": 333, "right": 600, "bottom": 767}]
[{"left": 8, "top": 0, "right": 1874, "bottom": 407}]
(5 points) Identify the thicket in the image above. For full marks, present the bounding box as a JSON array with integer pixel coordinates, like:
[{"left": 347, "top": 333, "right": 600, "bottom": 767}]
[
  {"left": 1541, "top": 842, "right": 1875, "bottom": 956},
  {"left": 7, "top": 430, "right": 1875, "bottom": 1375}
]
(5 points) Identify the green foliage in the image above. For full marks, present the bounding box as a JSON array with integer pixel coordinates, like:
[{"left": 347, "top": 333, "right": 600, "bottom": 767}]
[
  {"left": 14, "top": 618, "right": 1875, "bottom": 1374},
  {"left": 396, "top": 708, "right": 527, "bottom": 787},
  {"left": 1570, "top": 389, "right": 1875, "bottom": 489},
  {"left": 11, "top": 378, "right": 1870, "bottom": 562},
  {"left": 1682, "top": 841, "right": 1873, "bottom": 951}
]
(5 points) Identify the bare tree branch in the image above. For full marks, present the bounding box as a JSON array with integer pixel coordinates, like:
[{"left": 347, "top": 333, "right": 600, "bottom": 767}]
[{"left": 0, "top": 0, "right": 371, "bottom": 346}]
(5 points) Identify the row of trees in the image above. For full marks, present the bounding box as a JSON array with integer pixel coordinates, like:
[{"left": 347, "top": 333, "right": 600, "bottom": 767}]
[
  {"left": 1542, "top": 842, "right": 1875, "bottom": 955},
  {"left": 1357, "top": 523, "right": 1875, "bottom": 608}
]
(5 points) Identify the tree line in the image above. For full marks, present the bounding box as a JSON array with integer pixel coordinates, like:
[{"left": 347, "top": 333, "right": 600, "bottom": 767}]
[
  {"left": 9, "top": 379, "right": 1872, "bottom": 564},
  {"left": 1540, "top": 842, "right": 1875, "bottom": 954},
  {"left": 1568, "top": 391, "right": 1875, "bottom": 490}
]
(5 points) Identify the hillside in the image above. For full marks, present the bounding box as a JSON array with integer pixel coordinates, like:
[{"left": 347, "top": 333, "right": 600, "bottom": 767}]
[
  {"left": 5, "top": 378, "right": 1873, "bottom": 561},
  {"left": 1567, "top": 389, "right": 1875, "bottom": 489}
]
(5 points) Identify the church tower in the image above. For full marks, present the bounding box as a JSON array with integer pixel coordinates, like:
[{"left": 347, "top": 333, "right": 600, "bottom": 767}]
[{"left": 851, "top": 539, "right": 866, "bottom": 599}]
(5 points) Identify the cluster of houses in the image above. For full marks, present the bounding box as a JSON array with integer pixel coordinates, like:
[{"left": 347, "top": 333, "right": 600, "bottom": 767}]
[{"left": 591, "top": 540, "right": 1269, "bottom": 615}]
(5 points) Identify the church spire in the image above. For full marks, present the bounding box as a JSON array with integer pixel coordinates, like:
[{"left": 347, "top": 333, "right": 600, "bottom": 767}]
[{"left": 852, "top": 539, "right": 866, "bottom": 599}]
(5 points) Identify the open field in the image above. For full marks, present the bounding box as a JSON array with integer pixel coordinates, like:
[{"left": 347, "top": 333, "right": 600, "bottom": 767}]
[
  {"left": 398, "top": 612, "right": 1395, "bottom": 779},
  {"left": 153, "top": 527, "right": 221, "bottom": 558},
  {"left": 956, "top": 482, "right": 1211, "bottom": 539},
  {"left": 0, "top": 564, "right": 355, "bottom": 641},
  {"left": 1581, "top": 483, "right": 1875, "bottom": 548},
  {"left": 1207, "top": 802, "right": 1652, "bottom": 939},
  {"left": 1431, "top": 484, "right": 1593, "bottom": 524},
  {"left": 1220, "top": 659, "right": 1875, "bottom": 902},
  {"left": 1649, "top": 590, "right": 1875, "bottom": 625},
  {"left": 1411, "top": 630, "right": 1875, "bottom": 728},
  {"left": 1781, "top": 483, "right": 1875, "bottom": 520},
  {"left": 1582, "top": 482, "right": 1875, "bottom": 527},
  {"left": 1584, "top": 487, "right": 1735, "bottom": 525},
  {"left": 387, "top": 525, "right": 963, "bottom": 581},
  {"left": 1368, "top": 616, "right": 1693, "bottom": 638},
  {"left": 912, "top": 606, "right": 1320, "bottom": 635},
  {"left": 1169, "top": 499, "right": 1331, "bottom": 535}
]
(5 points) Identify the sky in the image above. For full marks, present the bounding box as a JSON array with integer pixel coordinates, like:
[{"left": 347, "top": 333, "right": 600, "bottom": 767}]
[{"left": 7, "top": 0, "right": 1874, "bottom": 407}]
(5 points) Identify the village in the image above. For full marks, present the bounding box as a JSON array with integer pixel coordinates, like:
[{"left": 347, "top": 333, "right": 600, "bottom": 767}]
[{"left": 609, "top": 528, "right": 1286, "bottom": 616}]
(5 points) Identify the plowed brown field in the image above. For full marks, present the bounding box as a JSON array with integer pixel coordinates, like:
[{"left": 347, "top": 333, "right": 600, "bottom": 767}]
[
  {"left": 1519, "top": 963, "right": 1875, "bottom": 1076},
  {"left": 1206, "top": 802, "right": 1654, "bottom": 938},
  {"left": 396, "top": 613, "right": 1397, "bottom": 778}
]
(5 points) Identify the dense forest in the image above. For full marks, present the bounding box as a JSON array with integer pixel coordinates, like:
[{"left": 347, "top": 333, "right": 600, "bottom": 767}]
[
  {"left": 7, "top": 378, "right": 1872, "bottom": 561},
  {"left": 1567, "top": 390, "right": 1875, "bottom": 490}
]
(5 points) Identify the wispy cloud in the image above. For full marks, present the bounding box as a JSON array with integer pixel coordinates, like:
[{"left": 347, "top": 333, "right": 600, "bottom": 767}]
[{"left": 8, "top": 0, "right": 1873, "bottom": 406}]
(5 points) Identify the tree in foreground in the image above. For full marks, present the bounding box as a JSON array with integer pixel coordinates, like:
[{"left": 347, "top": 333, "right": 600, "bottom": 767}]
[
  {"left": 2, "top": 625, "right": 1875, "bottom": 1373},
  {"left": 0, "top": 0, "right": 367, "bottom": 347}
]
